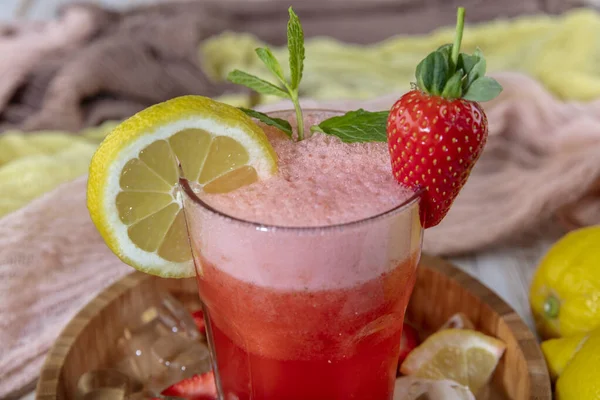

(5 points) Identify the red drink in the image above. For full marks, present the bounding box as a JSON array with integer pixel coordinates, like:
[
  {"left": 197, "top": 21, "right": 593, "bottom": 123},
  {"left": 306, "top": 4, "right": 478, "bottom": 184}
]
[
  {"left": 197, "top": 255, "right": 418, "bottom": 400},
  {"left": 183, "top": 111, "right": 423, "bottom": 399}
]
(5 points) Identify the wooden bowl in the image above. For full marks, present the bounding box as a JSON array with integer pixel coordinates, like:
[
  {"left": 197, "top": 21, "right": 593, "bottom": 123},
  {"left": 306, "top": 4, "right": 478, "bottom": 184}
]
[{"left": 36, "top": 255, "right": 551, "bottom": 399}]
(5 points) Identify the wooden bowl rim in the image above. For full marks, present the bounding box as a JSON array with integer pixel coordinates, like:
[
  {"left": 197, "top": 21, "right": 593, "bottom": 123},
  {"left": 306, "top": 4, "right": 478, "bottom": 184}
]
[{"left": 35, "top": 254, "right": 551, "bottom": 399}]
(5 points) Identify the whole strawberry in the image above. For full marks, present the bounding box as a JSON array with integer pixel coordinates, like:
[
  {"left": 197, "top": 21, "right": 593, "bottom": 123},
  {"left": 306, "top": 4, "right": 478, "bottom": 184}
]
[{"left": 387, "top": 7, "right": 502, "bottom": 228}]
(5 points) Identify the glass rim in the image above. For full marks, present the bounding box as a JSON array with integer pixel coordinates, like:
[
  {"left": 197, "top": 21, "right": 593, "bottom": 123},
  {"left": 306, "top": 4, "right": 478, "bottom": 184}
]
[{"left": 179, "top": 107, "right": 423, "bottom": 232}]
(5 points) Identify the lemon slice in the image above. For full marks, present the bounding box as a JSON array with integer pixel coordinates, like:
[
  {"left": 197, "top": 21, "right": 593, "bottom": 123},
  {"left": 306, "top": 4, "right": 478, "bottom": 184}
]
[
  {"left": 87, "top": 95, "right": 277, "bottom": 278},
  {"left": 400, "top": 329, "right": 506, "bottom": 394}
]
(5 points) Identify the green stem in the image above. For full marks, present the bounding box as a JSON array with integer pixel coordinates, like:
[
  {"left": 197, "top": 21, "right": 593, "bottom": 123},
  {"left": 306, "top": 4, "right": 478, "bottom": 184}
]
[
  {"left": 451, "top": 7, "right": 466, "bottom": 73},
  {"left": 291, "top": 92, "right": 304, "bottom": 141}
]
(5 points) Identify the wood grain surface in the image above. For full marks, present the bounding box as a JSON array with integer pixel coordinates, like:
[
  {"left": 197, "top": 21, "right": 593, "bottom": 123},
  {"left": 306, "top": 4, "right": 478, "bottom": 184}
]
[{"left": 36, "top": 254, "right": 551, "bottom": 400}]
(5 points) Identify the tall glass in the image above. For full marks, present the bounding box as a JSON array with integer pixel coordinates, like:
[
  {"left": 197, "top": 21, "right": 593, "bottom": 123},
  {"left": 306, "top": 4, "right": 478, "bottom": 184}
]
[{"left": 181, "top": 111, "right": 423, "bottom": 400}]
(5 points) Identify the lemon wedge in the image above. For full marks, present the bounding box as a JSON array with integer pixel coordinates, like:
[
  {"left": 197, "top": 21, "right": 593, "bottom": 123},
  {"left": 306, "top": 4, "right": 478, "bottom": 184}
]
[
  {"left": 400, "top": 329, "right": 506, "bottom": 394},
  {"left": 87, "top": 95, "right": 277, "bottom": 278}
]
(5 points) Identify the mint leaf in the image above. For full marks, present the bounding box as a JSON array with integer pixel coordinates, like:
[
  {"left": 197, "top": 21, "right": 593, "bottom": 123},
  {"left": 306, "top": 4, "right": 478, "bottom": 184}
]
[
  {"left": 287, "top": 7, "right": 305, "bottom": 91},
  {"left": 463, "top": 76, "right": 503, "bottom": 102},
  {"left": 239, "top": 108, "right": 293, "bottom": 138},
  {"left": 227, "top": 70, "right": 290, "bottom": 98},
  {"left": 311, "top": 109, "right": 388, "bottom": 143},
  {"left": 255, "top": 47, "right": 287, "bottom": 87}
]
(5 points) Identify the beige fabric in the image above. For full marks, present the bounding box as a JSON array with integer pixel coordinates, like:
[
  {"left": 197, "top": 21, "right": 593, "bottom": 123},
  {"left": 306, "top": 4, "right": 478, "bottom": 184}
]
[{"left": 1, "top": 72, "right": 600, "bottom": 396}]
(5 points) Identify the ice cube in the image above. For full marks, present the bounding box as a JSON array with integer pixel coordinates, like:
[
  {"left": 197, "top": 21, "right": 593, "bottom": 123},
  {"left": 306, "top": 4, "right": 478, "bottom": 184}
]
[
  {"left": 145, "top": 334, "right": 212, "bottom": 392},
  {"left": 125, "top": 290, "right": 200, "bottom": 341},
  {"left": 116, "top": 290, "right": 202, "bottom": 382},
  {"left": 115, "top": 357, "right": 147, "bottom": 386},
  {"left": 76, "top": 369, "right": 140, "bottom": 400},
  {"left": 117, "top": 322, "right": 160, "bottom": 381}
]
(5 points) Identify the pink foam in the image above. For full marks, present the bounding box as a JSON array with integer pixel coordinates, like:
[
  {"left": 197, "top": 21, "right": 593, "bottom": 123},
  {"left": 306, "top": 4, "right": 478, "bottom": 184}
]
[{"left": 201, "top": 111, "right": 414, "bottom": 226}]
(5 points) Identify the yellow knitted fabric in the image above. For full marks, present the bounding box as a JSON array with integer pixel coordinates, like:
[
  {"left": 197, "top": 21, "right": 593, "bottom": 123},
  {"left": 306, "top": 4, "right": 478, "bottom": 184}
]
[
  {"left": 202, "top": 8, "right": 600, "bottom": 105},
  {"left": 0, "top": 122, "right": 118, "bottom": 217}
]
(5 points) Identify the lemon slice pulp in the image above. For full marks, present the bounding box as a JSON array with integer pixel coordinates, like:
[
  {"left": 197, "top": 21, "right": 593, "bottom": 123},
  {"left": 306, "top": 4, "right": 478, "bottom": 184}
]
[
  {"left": 400, "top": 329, "right": 506, "bottom": 394},
  {"left": 87, "top": 95, "right": 277, "bottom": 278}
]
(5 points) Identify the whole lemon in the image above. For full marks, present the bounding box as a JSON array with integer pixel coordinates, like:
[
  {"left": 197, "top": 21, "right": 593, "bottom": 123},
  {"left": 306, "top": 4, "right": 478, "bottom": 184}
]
[
  {"left": 542, "top": 330, "right": 600, "bottom": 399},
  {"left": 529, "top": 225, "right": 600, "bottom": 339}
]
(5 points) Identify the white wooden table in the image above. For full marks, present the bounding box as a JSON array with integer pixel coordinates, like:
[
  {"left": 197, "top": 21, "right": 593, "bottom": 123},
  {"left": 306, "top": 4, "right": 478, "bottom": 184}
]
[{"left": 2, "top": 1, "right": 559, "bottom": 398}]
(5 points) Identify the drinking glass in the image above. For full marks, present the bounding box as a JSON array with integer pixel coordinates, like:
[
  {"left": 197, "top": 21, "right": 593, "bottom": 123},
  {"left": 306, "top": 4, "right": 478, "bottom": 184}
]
[{"left": 181, "top": 110, "right": 423, "bottom": 400}]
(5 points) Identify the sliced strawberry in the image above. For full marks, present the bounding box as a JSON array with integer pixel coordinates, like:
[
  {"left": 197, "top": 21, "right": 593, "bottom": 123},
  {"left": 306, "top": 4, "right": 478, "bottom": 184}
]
[
  {"left": 398, "top": 323, "right": 419, "bottom": 366},
  {"left": 192, "top": 309, "right": 206, "bottom": 335},
  {"left": 161, "top": 371, "right": 217, "bottom": 400}
]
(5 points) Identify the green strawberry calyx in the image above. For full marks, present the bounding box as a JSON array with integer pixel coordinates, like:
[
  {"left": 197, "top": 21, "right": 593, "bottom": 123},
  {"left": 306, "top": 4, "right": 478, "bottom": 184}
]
[{"left": 415, "top": 7, "right": 502, "bottom": 102}]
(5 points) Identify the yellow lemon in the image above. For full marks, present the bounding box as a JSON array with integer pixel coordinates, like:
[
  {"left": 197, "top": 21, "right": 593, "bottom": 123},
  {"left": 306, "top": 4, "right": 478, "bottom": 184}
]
[
  {"left": 542, "top": 329, "right": 600, "bottom": 399},
  {"left": 399, "top": 329, "right": 506, "bottom": 395},
  {"left": 541, "top": 332, "right": 587, "bottom": 381},
  {"left": 529, "top": 226, "right": 600, "bottom": 339},
  {"left": 87, "top": 95, "right": 277, "bottom": 278}
]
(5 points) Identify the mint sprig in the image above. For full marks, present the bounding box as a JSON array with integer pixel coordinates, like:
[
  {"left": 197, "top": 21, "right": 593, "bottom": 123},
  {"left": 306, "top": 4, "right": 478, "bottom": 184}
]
[{"left": 227, "top": 7, "right": 306, "bottom": 140}]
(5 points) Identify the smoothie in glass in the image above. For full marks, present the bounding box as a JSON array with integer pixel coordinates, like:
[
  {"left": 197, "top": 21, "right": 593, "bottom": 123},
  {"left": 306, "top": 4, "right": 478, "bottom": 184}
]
[{"left": 182, "top": 110, "right": 423, "bottom": 400}]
